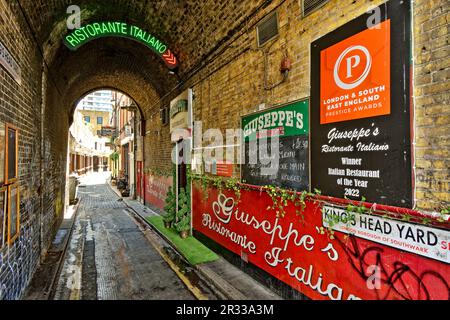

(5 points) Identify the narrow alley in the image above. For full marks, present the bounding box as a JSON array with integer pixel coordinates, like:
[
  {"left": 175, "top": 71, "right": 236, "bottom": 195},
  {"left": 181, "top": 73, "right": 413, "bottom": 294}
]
[
  {"left": 0, "top": 0, "right": 449, "bottom": 306},
  {"left": 52, "top": 172, "right": 196, "bottom": 300}
]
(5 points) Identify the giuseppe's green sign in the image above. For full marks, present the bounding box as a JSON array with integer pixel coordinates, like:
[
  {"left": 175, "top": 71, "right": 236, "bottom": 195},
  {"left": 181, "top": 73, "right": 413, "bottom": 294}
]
[
  {"left": 242, "top": 99, "right": 309, "bottom": 142},
  {"left": 63, "top": 22, "right": 178, "bottom": 69}
]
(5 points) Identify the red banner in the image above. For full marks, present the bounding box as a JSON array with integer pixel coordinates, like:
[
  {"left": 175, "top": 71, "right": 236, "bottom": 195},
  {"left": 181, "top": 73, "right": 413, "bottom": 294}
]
[
  {"left": 144, "top": 174, "right": 172, "bottom": 210},
  {"left": 192, "top": 182, "right": 450, "bottom": 300}
]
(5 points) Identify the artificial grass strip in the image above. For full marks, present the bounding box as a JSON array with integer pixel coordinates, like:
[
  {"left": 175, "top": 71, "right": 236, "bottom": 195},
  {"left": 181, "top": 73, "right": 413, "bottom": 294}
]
[{"left": 146, "top": 215, "right": 219, "bottom": 265}]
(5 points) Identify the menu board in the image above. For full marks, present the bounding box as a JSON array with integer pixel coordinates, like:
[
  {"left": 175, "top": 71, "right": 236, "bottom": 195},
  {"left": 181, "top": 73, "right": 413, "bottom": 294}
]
[
  {"left": 6, "top": 126, "right": 17, "bottom": 183},
  {"left": 241, "top": 100, "right": 309, "bottom": 190},
  {"left": 310, "top": 0, "right": 413, "bottom": 207},
  {"left": 9, "top": 185, "right": 18, "bottom": 240}
]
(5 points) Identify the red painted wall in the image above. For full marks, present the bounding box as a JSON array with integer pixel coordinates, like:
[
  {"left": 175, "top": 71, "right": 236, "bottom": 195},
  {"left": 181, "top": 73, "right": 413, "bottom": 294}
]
[
  {"left": 144, "top": 174, "right": 172, "bottom": 210},
  {"left": 136, "top": 162, "right": 143, "bottom": 200},
  {"left": 192, "top": 182, "right": 450, "bottom": 300}
]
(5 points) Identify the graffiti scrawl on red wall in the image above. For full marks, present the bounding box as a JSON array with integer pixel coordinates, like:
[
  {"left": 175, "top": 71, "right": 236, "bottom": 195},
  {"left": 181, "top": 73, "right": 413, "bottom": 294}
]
[{"left": 192, "top": 182, "right": 450, "bottom": 300}]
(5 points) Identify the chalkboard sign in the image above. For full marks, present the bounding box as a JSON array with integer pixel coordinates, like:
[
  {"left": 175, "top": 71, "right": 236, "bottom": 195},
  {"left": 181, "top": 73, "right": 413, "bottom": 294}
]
[
  {"left": 8, "top": 184, "right": 19, "bottom": 243},
  {"left": 5, "top": 125, "right": 18, "bottom": 184},
  {"left": 241, "top": 100, "right": 309, "bottom": 190},
  {"left": 7, "top": 128, "right": 16, "bottom": 180}
]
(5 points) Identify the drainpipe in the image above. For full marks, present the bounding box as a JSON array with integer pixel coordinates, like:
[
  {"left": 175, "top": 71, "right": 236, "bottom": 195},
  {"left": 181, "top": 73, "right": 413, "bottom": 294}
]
[
  {"left": 39, "top": 68, "right": 45, "bottom": 260},
  {"left": 133, "top": 111, "right": 137, "bottom": 200},
  {"left": 141, "top": 115, "right": 145, "bottom": 205}
]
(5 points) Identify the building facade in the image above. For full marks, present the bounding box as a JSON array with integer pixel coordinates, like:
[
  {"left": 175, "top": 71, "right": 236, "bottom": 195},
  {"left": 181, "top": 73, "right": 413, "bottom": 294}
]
[
  {"left": 0, "top": 0, "right": 448, "bottom": 300},
  {"left": 110, "top": 91, "right": 144, "bottom": 200},
  {"left": 77, "top": 90, "right": 113, "bottom": 136}
]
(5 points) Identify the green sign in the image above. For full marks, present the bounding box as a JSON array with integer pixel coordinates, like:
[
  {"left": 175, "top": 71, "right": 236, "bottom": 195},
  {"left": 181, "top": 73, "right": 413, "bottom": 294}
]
[
  {"left": 63, "top": 22, "right": 178, "bottom": 69},
  {"left": 242, "top": 99, "right": 309, "bottom": 141},
  {"left": 170, "top": 99, "right": 188, "bottom": 119}
]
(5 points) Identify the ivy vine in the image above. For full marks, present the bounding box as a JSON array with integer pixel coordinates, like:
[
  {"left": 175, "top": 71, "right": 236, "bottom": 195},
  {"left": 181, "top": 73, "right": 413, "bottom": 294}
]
[
  {"left": 144, "top": 167, "right": 172, "bottom": 177},
  {"left": 189, "top": 173, "right": 323, "bottom": 223},
  {"left": 189, "top": 173, "right": 244, "bottom": 201}
]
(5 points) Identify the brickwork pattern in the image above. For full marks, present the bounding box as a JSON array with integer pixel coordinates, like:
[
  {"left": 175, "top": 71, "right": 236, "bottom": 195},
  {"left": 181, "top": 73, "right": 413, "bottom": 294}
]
[
  {"left": 0, "top": 0, "right": 448, "bottom": 300},
  {"left": 413, "top": 0, "right": 450, "bottom": 210},
  {"left": 0, "top": 0, "right": 44, "bottom": 299},
  {"left": 176, "top": 0, "right": 450, "bottom": 212}
]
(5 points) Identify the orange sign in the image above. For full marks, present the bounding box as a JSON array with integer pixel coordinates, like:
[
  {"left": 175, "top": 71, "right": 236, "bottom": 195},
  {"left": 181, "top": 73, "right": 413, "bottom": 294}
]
[
  {"left": 320, "top": 20, "right": 391, "bottom": 124},
  {"left": 216, "top": 161, "right": 233, "bottom": 177}
]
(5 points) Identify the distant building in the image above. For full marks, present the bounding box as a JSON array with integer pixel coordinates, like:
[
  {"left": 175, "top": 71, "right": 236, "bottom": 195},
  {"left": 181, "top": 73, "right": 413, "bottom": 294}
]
[
  {"left": 78, "top": 90, "right": 113, "bottom": 111},
  {"left": 69, "top": 90, "right": 115, "bottom": 175},
  {"left": 77, "top": 90, "right": 113, "bottom": 136},
  {"left": 110, "top": 91, "right": 144, "bottom": 200}
]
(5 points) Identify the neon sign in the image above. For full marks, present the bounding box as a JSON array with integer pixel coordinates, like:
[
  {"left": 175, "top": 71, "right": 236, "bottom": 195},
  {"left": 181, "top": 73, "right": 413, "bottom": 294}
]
[{"left": 63, "top": 22, "right": 178, "bottom": 69}]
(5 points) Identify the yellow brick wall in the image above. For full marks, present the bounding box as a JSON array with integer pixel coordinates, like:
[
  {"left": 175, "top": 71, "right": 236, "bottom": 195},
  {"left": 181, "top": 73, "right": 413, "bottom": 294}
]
[
  {"left": 78, "top": 110, "right": 111, "bottom": 135},
  {"left": 157, "top": 0, "right": 449, "bottom": 212}
]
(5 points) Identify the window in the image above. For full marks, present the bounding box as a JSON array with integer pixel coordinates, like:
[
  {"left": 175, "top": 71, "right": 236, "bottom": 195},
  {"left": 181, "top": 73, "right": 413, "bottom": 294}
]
[
  {"left": 256, "top": 11, "right": 279, "bottom": 47},
  {"left": 7, "top": 183, "right": 19, "bottom": 245},
  {"left": 97, "top": 117, "right": 103, "bottom": 125},
  {"left": 84, "top": 116, "right": 90, "bottom": 123},
  {"left": 302, "top": 0, "right": 330, "bottom": 17},
  {"left": 5, "top": 124, "right": 18, "bottom": 184},
  {"left": 160, "top": 107, "right": 169, "bottom": 126}
]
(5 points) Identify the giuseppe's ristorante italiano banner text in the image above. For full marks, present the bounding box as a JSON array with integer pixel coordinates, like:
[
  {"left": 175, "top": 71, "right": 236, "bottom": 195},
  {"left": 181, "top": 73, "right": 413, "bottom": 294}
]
[{"left": 193, "top": 183, "right": 450, "bottom": 300}]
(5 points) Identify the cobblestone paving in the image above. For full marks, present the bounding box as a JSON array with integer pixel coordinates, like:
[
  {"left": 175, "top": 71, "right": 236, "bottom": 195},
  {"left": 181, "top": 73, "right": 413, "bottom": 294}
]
[{"left": 54, "top": 172, "right": 195, "bottom": 300}]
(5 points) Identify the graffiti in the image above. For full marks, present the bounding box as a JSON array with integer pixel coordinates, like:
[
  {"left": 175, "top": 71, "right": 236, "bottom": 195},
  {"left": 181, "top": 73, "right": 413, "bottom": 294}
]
[
  {"left": 144, "top": 174, "right": 172, "bottom": 210},
  {"left": 193, "top": 183, "right": 450, "bottom": 300},
  {"left": 0, "top": 221, "right": 37, "bottom": 300},
  {"left": 55, "top": 190, "right": 63, "bottom": 218},
  {"left": 336, "top": 236, "right": 450, "bottom": 300}
]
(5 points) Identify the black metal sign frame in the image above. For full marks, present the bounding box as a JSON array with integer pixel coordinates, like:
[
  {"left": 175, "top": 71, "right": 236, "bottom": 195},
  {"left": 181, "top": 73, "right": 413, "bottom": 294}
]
[{"left": 310, "top": 0, "right": 413, "bottom": 208}]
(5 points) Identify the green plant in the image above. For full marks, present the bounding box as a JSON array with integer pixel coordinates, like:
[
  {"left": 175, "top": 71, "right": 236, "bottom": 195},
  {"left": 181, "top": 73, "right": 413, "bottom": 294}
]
[
  {"left": 109, "top": 151, "right": 119, "bottom": 161},
  {"left": 345, "top": 196, "right": 369, "bottom": 215},
  {"left": 176, "top": 188, "right": 191, "bottom": 220},
  {"left": 189, "top": 173, "right": 245, "bottom": 201},
  {"left": 145, "top": 167, "right": 172, "bottom": 177},
  {"left": 437, "top": 206, "right": 450, "bottom": 223},
  {"left": 174, "top": 215, "right": 191, "bottom": 232},
  {"left": 264, "top": 186, "right": 319, "bottom": 219},
  {"left": 189, "top": 174, "right": 324, "bottom": 221},
  {"left": 174, "top": 187, "right": 191, "bottom": 236},
  {"left": 163, "top": 186, "right": 176, "bottom": 225},
  {"left": 319, "top": 195, "right": 369, "bottom": 237}
]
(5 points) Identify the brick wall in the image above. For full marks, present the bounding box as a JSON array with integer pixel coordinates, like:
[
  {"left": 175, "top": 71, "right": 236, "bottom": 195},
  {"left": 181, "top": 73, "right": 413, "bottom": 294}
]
[
  {"left": 0, "top": 0, "right": 69, "bottom": 299},
  {"left": 413, "top": 0, "right": 450, "bottom": 210},
  {"left": 0, "top": 0, "right": 447, "bottom": 300},
  {"left": 0, "top": 0, "right": 42, "bottom": 299},
  {"left": 150, "top": 0, "right": 449, "bottom": 213},
  {"left": 144, "top": 108, "right": 173, "bottom": 173}
]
